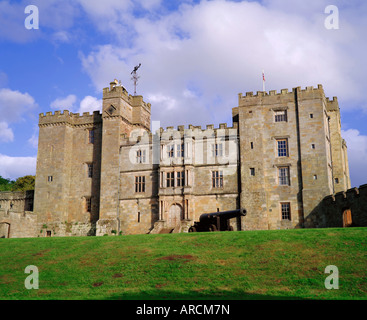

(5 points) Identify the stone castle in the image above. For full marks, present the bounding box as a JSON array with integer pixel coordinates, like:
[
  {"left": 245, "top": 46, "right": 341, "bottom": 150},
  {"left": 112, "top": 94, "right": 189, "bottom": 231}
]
[{"left": 1, "top": 80, "right": 366, "bottom": 238}]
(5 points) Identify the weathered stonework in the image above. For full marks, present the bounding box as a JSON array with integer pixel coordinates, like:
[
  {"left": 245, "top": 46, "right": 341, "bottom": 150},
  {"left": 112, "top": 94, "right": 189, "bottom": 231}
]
[{"left": 1, "top": 80, "right": 361, "bottom": 238}]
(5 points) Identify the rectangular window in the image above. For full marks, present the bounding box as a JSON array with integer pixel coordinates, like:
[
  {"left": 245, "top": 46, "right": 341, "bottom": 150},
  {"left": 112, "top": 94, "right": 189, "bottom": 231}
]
[
  {"left": 277, "top": 139, "right": 289, "bottom": 157},
  {"left": 274, "top": 110, "right": 287, "bottom": 122},
  {"left": 212, "top": 143, "right": 223, "bottom": 157},
  {"left": 212, "top": 171, "right": 223, "bottom": 188},
  {"left": 177, "top": 171, "right": 185, "bottom": 187},
  {"left": 281, "top": 203, "right": 291, "bottom": 220},
  {"left": 135, "top": 176, "right": 146, "bottom": 193},
  {"left": 250, "top": 142, "right": 254, "bottom": 149},
  {"left": 335, "top": 178, "right": 339, "bottom": 184},
  {"left": 89, "top": 129, "right": 94, "bottom": 144},
  {"left": 250, "top": 168, "right": 255, "bottom": 176},
  {"left": 136, "top": 150, "right": 146, "bottom": 163},
  {"left": 278, "top": 167, "right": 290, "bottom": 186},
  {"left": 48, "top": 176, "right": 53, "bottom": 182},
  {"left": 86, "top": 197, "right": 92, "bottom": 213},
  {"left": 311, "top": 144, "right": 316, "bottom": 149},
  {"left": 166, "top": 172, "right": 175, "bottom": 187},
  {"left": 87, "top": 163, "right": 93, "bottom": 178},
  {"left": 176, "top": 143, "right": 184, "bottom": 158},
  {"left": 167, "top": 145, "right": 174, "bottom": 158}
]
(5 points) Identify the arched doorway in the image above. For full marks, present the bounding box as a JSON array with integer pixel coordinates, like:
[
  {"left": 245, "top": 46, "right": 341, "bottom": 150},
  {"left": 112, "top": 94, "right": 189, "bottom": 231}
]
[
  {"left": 0, "top": 222, "right": 10, "bottom": 238},
  {"left": 168, "top": 204, "right": 183, "bottom": 228},
  {"left": 342, "top": 208, "right": 352, "bottom": 227}
]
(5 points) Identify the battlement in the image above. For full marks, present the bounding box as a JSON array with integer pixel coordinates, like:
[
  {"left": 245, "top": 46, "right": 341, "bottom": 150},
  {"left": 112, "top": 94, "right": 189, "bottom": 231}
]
[
  {"left": 238, "top": 84, "right": 325, "bottom": 106},
  {"left": 39, "top": 110, "right": 102, "bottom": 127},
  {"left": 120, "top": 122, "right": 239, "bottom": 146},
  {"left": 326, "top": 96, "right": 339, "bottom": 112}
]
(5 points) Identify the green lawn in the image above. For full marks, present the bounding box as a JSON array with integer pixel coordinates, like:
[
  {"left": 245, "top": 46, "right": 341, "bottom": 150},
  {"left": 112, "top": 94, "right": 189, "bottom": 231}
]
[{"left": 0, "top": 228, "right": 366, "bottom": 300}]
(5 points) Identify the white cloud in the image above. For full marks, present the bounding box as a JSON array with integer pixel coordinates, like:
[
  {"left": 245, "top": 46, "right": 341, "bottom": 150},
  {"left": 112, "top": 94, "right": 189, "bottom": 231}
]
[
  {"left": 0, "top": 154, "right": 36, "bottom": 180},
  {"left": 78, "top": 96, "right": 102, "bottom": 114},
  {"left": 0, "top": 122, "right": 14, "bottom": 143},
  {"left": 341, "top": 129, "right": 367, "bottom": 187},
  {"left": 50, "top": 94, "right": 77, "bottom": 111},
  {"left": 0, "top": 88, "right": 37, "bottom": 123},
  {"left": 50, "top": 94, "right": 101, "bottom": 114},
  {"left": 79, "top": 0, "right": 367, "bottom": 130}
]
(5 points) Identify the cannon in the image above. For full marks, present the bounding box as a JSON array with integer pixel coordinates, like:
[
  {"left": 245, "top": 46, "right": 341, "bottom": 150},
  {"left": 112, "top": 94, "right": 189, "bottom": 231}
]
[{"left": 188, "top": 208, "right": 246, "bottom": 232}]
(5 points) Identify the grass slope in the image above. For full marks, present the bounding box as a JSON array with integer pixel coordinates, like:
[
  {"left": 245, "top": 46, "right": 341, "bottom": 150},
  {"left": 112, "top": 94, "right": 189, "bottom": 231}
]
[{"left": 0, "top": 228, "right": 366, "bottom": 300}]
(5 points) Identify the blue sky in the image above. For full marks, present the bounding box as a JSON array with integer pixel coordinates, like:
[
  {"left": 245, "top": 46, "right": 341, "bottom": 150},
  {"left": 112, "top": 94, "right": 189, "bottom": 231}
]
[{"left": 0, "top": 0, "right": 367, "bottom": 187}]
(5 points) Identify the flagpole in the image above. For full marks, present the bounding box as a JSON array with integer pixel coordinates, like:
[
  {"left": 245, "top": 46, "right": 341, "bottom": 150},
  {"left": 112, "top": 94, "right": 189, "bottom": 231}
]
[{"left": 262, "top": 69, "right": 265, "bottom": 92}]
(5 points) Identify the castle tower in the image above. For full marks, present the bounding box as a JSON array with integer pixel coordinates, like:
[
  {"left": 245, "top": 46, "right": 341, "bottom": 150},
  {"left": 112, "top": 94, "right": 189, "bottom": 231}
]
[
  {"left": 326, "top": 97, "right": 351, "bottom": 192},
  {"left": 96, "top": 80, "right": 151, "bottom": 235},
  {"left": 34, "top": 110, "right": 102, "bottom": 235},
  {"left": 234, "top": 85, "right": 347, "bottom": 230}
]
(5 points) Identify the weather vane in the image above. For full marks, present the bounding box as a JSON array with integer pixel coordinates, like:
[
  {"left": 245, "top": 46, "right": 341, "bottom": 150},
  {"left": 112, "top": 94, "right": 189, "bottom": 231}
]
[{"left": 131, "top": 63, "right": 142, "bottom": 95}]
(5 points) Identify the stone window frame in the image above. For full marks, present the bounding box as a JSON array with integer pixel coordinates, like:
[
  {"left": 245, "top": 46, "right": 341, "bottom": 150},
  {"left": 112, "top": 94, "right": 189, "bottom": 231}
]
[
  {"left": 212, "top": 143, "right": 223, "bottom": 158},
  {"left": 176, "top": 171, "right": 185, "bottom": 187},
  {"left": 276, "top": 138, "right": 289, "bottom": 157},
  {"left": 274, "top": 109, "right": 288, "bottom": 122},
  {"left": 85, "top": 196, "right": 92, "bottom": 213},
  {"left": 136, "top": 149, "right": 146, "bottom": 164},
  {"left": 135, "top": 176, "right": 146, "bottom": 193},
  {"left": 166, "top": 172, "right": 175, "bottom": 188},
  {"left": 278, "top": 166, "right": 290, "bottom": 186},
  {"left": 47, "top": 176, "right": 53, "bottom": 182},
  {"left": 250, "top": 168, "right": 255, "bottom": 176},
  {"left": 212, "top": 170, "right": 223, "bottom": 189},
  {"left": 280, "top": 202, "right": 291, "bottom": 220},
  {"left": 88, "top": 128, "right": 95, "bottom": 144},
  {"left": 87, "top": 163, "right": 93, "bottom": 178}
]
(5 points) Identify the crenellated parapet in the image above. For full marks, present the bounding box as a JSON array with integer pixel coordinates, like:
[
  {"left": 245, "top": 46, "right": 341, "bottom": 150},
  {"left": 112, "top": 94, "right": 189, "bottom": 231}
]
[
  {"left": 238, "top": 84, "right": 326, "bottom": 107},
  {"left": 39, "top": 110, "right": 102, "bottom": 128}
]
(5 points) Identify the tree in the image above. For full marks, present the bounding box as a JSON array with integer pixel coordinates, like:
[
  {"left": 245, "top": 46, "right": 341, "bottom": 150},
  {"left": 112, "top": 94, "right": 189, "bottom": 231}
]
[
  {"left": 12, "top": 175, "right": 35, "bottom": 191},
  {"left": 0, "top": 176, "right": 15, "bottom": 191}
]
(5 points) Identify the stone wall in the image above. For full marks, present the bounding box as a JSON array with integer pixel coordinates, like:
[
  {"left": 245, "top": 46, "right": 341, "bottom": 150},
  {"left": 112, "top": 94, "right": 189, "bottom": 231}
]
[
  {"left": 0, "top": 191, "right": 37, "bottom": 238},
  {"left": 305, "top": 184, "right": 367, "bottom": 228}
]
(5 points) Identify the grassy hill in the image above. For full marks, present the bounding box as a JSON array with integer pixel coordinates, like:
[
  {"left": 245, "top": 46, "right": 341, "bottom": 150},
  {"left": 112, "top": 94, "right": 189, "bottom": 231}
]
[{"left": 0, "top": 228, "right": 366, "bottom": 300}]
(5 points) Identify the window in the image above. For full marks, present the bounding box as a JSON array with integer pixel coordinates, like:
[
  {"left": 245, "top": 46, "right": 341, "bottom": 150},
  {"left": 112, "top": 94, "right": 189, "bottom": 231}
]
[
  {"left": 311, "top": 144, "right": 316, "bottom": 149},
  {"left": 212, "top": 171, "right": 223, "bottom": 188},
  {"left": 166, "top": 172, "right": 175, "bottom": 187},
  {"left": 177, "top": 171, "right": 185, "bottom": 187},
  {"left": 86, "top": 197, "right": 91, "bottom": 212},
  {"left": 274, "top": 110, "right": 287, "bottom": 122},
  {"left": 138, "top": 212, "right": 141, "bottom": 223},
  {"left": 250, "top": 142, "right": 254, "bottom": 149},
  {"left": 335, "top": 178, "right": 339, "bottom": 184},
  {"left": 135, "top": 176, "right": 145, "bottom": 193},
  {"left": 176, "top": 144, "right": 185, "bottom": 158},
  {"left": 278, "top": 167, "right": 290, "bottom": 186},
  {"left": 87, "top": 163, "right": 93, "bottom": 178},
  {"left": 250, "top": 168, "right": 255, "bottom": 176},
  {"left": 136, "top": 150, "right": 146, "bottom": 163},
  {"left": 313, "top": 175, "right": 318, "bottom": 180},
  {"left": 277, "top": 139, "right": 289, "bottom": 157},
  {"left": 281, "top": 203, "right": 291, "bottom": 220},
  {"left": 212, "top": 143, "right": 223, "bottom": 157},
  {"left": 310, "top": 114, "right": 314, "bottom": 119},
  {"left": 48, "top": 176, "right": 53, "bottom": 182},
  {"left": 167, "top": 145, "right": 174, "bottom": 158},
  {"left": 89, "top": 129, "right": 94, "bottom": 144}
]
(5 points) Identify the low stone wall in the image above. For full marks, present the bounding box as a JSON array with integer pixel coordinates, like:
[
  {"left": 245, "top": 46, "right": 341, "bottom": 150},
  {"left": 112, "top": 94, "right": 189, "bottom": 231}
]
[{"left": 305, "top": 184, "right": 367, "bottom": 228}]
